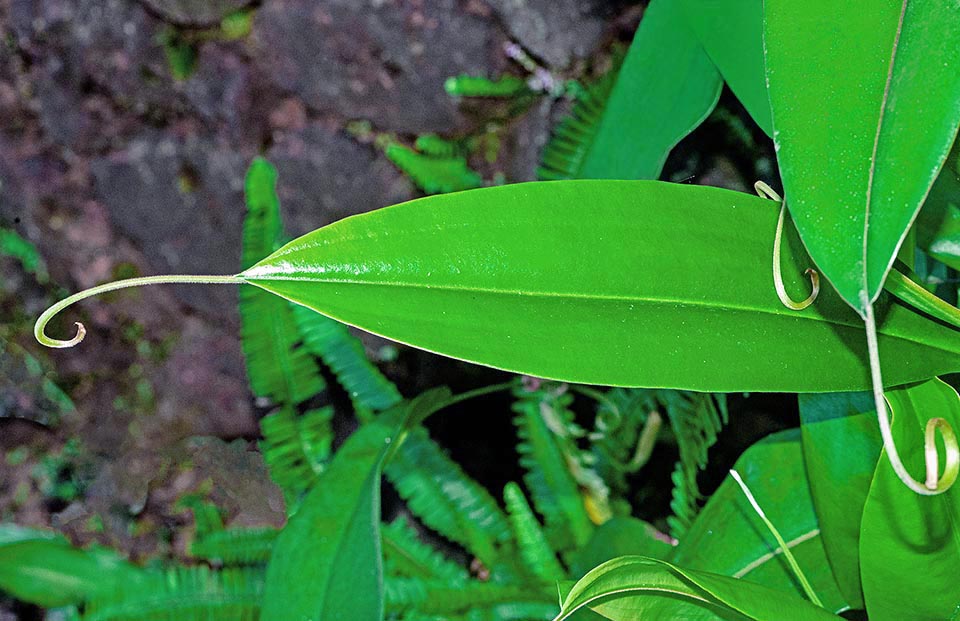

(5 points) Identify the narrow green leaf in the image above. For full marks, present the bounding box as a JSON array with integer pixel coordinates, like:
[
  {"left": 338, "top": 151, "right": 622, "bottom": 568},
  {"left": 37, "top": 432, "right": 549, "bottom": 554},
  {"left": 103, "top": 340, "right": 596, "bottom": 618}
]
[
  {"left": 798, "top": 391, "right": 880, "bottom": 608},
  {"left": 503, "top": 481, "right": 566, "bottom": 582},
  {"left": 579, "top": 0, "right": 722, "bottom": 180},
  {"left": 242, "top": 181, "right": 960, "bottom": 392},
  {"left": 860, "top": 378, "right": 960, "bottom": 621},
  {"left": 676, "top": 0, "right": 772, "bottom": 136},
  {"left": 557, "top": 556, "right": 841, "bottom": 621},
  {"left": 261, "top": 390, "right": 447, "bottom": 621},
  {"left": 671, "top": 430, "right": 848, "bottom": 615},
  {"left": 765, "top": 1, "right": 960, "bottom": 311},
  {"left": 0, "top": 525, "right": 145, "bottom": 608}
]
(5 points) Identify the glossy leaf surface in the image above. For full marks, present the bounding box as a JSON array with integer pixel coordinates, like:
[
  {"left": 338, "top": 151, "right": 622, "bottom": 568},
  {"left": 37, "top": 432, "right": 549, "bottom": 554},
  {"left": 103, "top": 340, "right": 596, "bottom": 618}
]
[
  {"left": 859, "top": 379, "right": 960, "bottom": 621},
  {"left": 677, "top": 0, "right": 771, "bottom": 136},
  {"left": 261, "top": 390, "right": 447, "bottom": 621},
  {"left": 765, "top": 0, "right": 960, "bottom": 311},
  {"left": 242, "top": 181, "right": 960, "bottom": 392},
  {"left": 798, "top": 391, "right": 880, "bottom": 608},
  {"left": 581, "top": 0, "right": 722, "bottom": 180},
  {"left": 557, "top": 556, "right": 840, "bottom": 621},
  {"left": 671, "top": 430, "right": 848, "bottom": 614}
]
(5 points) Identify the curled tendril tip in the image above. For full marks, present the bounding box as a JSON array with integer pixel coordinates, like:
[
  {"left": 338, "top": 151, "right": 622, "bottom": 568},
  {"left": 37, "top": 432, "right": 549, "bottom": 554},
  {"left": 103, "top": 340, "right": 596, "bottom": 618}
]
[{"left": 34, "top": 274, "right": 245, "bottom": 349}]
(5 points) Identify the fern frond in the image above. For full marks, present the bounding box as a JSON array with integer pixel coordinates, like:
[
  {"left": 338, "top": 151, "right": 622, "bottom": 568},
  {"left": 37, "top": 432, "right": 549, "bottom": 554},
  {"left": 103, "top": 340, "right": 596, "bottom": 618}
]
[
  {"left": 82, "top": 566, "right": 263, "bottom": 621},
  {"left": 385, "top": 143, "right": 483, "bottom": 195},
  {"left": 189, "top": 527, "right": 278, "bottom": 566},
  {"left": 512, "top": 384, "right": 593, "bottom": 552},
  {"left": 239, "top": 157, "right": 325, "bottom": 405},
  {"left": 385, "top": 577, "right": 543, "bottom": 616},
  {"left": 291, "top": 304, "right": 402, "bottom": 412},
  {"left": 414, "top": 134, "right": 466, "bottom": 158},
  {"left": 382, "top": 518, "right": 468, "bottom": 584},
  {"left": 385, "top": 428, "right": 512, "bottom": 564},
  {"left": 537, "top": 51, "right": 624, "bottom": 181},
  {"left": 259, "top": 406, "right": 333, "bottom": 505},
  {"left": 502, "top": 482, "right": 564, "bottom": 582},
  {"left": 444, "top": 75, "right": 531, "bottom": 98},
  {"left": 662, "top": 391, "right": 727, "bottom": 538}
]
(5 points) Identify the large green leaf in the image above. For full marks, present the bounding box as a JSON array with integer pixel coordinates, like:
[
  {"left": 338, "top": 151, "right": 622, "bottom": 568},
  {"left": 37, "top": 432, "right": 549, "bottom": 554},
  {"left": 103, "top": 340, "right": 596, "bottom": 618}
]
[
  {"left": 261, "top": 389, "right": 449, "bottom": 621},
  {"left": 671, "top": 430, "right": 848, "bottom": 615},
  {"left": 556, "top": 556, "right": 841, "bottom": 621},
  {"left": 765, "top": 1, "right": 960, "bottom": 312},
  {"left": 798, "top": 392, "right": 880, "bottom": 608},
  {"left": 676, "top": 0, "right": 771, "bottom": 136},
  {"left": 859, "top": 378, "right": 960, "bottom": 621},
  {"left": 241, "top": 181, "right": 960, "bottom": 392},
  {"left": 0, "top": 525, "right": 145, "bottom": 608},
  {"left": 579, "top": 0, "right": 722, "bottom": 180}
]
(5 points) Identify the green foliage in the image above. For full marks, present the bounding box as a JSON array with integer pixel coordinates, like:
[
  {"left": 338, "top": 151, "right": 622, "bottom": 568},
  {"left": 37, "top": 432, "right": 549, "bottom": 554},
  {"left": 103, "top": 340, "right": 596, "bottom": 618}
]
[
  {"left": 239, "top": 158, "right": 325, "bottom": 406},
  {"left": 512, "top": 383, "right": 594, "bottom": 551},
  {"left": 502, "top": 482, "right": 565, "bottom": 582},
  {"left": 537, "top": 51, "right": 623, "bottom": 181},
  {"left": 258, "top": 406, "right": 334, "bottom": 505},
  {"left": 0, "top": 226, "right": 47, "bottom": 282},
  {"left": 444, "top": 75, "right": 531, "bottom": 98},
  {"left": 385, "top": 142, "right": 483, "bottom": 195},
  {"left": 384, "top": 426, "right": 512, "bottom": 565}
]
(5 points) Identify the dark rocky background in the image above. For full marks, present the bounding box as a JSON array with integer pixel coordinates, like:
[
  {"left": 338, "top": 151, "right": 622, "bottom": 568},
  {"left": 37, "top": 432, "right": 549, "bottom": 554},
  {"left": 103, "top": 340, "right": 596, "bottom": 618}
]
[{"left": 0, "top": 1, "right": 783, "bottom": 616}]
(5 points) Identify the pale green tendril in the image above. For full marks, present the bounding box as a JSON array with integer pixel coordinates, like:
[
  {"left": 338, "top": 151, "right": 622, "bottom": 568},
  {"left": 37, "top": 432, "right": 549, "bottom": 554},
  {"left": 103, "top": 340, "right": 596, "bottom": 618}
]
[
  {"left": 862, "top": 296, "right": 959, "bottom": 495},
  {"left": 754, "top": 181, "right": 820, "bottom": 311},
  {"left": 729, "top": 469, "right": 823, "bottom": 608},
  {"left": 34, "top": 274, "right": 246, "bottom": 348}
]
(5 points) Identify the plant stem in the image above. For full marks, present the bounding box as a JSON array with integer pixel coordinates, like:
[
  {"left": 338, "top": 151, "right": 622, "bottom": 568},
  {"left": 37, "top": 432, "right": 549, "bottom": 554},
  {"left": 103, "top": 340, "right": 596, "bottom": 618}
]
[
  {"left": 862, "top": 297, "right": 958, "bottom": 495},
  {"left": 35, "top": 274, "right": 246, "bottom": 348},
  {"left": 729, "top": 469, "right": 823, "bottom": 608},
  {"left": 411, "top": 381, "right": 518, "bottom": 427}
]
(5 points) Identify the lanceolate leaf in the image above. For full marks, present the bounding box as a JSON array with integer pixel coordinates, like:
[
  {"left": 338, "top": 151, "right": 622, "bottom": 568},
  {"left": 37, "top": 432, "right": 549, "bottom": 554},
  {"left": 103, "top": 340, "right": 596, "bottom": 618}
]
[
  {"left": 579, "top": 0, "right": 722, "bottom": 180},
  {"left": 859, "top": 378, "right": 960, "bottom": 621},
  {"left": 671, "top": 430, "right": 848, "bottom": 615},
  {"left": 798, "top": 391, "right": 880, "bottom": 608},
  {"left": 242, "top": 181, "right": 960, "bottom": 392},
  {"left": 676, "top": 0, "right": 772, "bottom": 136},
  {"left": 0, "top": 526, "right": 146, "bottom": 608},
  {"left": 557, "top": 556, "right": 841, "bottom": 621},
  {"left": 261, "top": 390, "right": 447, "bottom": 621},
  {"left": 765, "top": 1, "right": 960, "bottom": 312}
]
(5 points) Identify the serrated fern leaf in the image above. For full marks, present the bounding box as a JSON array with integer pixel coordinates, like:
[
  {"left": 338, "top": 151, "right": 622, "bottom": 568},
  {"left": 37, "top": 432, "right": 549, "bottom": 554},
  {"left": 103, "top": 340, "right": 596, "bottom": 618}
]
[
  {"left": 385, "top": 577, "right": 542, "bottom": 617},
  {"left": 382, "top": 518, "right": 468, "bottom": 584},
  {"left": 502, "top": 482, "right": 564, "bottom": 582},
  {"left": 444, "top": 75, "right": 531, "bottom": 98},
  {"left": 385, "top": 143, "right": 483, "bottom": 195},
  {"left": 512, "top": 384, "right": 593, "bottom": 552},
  {"left": 82, "top": 566, "right": 263, "bottom": 621},
  {"left": 239, "top": 157, "right": 325, "bottom": 405},
  {"left": 537, "top": 52, "right": 624, "bottom": 181},
  {"left": 189, "top": 527, "right": 278, "bottom": 566},
  {"left": 662, "top": 391, "right": 727, "bottom": 538},
  {"left": 385, "top": 428, "right": 511, "bottom": 564},
  {"left": 414, "top": 134, "right": 465, "bottom": 158},
  {"left": 291, "top": 303, "right": 401, "bottom": 412},
  {"left": 259, "top": 406, "right": 333, "bottom": 505}
]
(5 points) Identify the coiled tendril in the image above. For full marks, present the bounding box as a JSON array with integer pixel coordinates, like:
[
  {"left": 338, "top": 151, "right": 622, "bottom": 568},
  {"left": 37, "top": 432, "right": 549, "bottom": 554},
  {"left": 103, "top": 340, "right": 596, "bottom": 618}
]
[
  {"left": 754, "top": 181, "right": 820, "bottom": 310},
  {"left": 34, "top": 274, "right": 245, "bottom": 348}
]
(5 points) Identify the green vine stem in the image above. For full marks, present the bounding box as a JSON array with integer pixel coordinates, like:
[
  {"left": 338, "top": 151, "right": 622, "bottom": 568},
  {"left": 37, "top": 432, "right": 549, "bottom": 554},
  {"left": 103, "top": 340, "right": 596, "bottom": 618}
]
[
  {"left": 862, "top": 297, "right": 960, "bottom": 495},
  {"left": 754, "top": 181, "right": 820, "bottom": 310},
  {"left": 729, "top": 469, "right": 824, "bottom": 608},
  {"left": 34, "top": 274, "right": 246, "bottom": 348}
]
